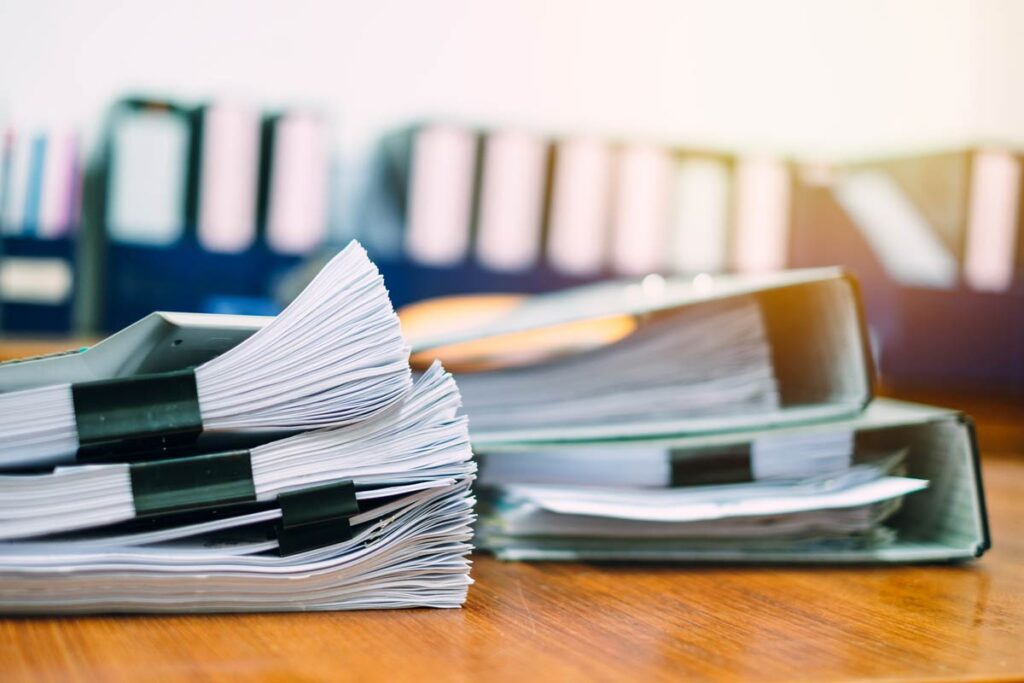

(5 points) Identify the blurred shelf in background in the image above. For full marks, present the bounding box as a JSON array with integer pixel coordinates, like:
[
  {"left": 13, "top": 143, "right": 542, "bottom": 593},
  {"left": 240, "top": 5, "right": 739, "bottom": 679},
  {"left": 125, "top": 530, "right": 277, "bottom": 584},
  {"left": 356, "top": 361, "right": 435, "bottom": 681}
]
[{"left": 4, "top": 101, "right": 1024, "bottom": 395}]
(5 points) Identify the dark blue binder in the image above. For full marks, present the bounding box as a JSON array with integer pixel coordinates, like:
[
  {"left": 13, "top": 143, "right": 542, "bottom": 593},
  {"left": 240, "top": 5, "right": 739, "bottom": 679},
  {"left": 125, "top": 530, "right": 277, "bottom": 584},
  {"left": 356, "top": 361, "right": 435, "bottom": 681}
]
[{"left": 81, "top": 98, "right": 314, "bottom": 332}]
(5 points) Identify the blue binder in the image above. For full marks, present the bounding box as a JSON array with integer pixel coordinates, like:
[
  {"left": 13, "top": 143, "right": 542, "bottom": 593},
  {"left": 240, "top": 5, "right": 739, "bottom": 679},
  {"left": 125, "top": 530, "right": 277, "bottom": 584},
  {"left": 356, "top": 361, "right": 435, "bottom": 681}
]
[{"left": 81, "top": 98, "right": 322, "bottom": 333}]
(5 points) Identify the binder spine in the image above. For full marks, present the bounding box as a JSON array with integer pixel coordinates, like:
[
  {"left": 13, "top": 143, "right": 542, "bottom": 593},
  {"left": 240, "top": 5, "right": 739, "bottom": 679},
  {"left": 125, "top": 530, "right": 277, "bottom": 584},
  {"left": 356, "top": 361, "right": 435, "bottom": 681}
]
[
  {"left": 958, "top": 413, "right": 992, "bottom": 556},
  {"left": 837, "top": 267, "right": 878, "bottom": 409},
  {"left": 72, "top": 368, "right": 204, "bottom": 461},
  {"left": 274, "top": 480, "right": 360, "bottom": 556}
]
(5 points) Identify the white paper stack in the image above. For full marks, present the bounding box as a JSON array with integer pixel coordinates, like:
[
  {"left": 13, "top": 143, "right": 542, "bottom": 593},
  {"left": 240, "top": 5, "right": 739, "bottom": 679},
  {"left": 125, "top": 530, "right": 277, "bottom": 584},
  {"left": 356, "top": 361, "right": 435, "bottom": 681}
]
[
  {"left": 0, "top": 242, "right": 476, "bottom": 613},
  {"left": 477, "top": 441, "right": 927, "bottom": 561},
  {"left": 0, "top": 242, "right": 412, "bottom": 468},
  {"left": 454, "top": 297, "right": 779, "bottom": 436}
]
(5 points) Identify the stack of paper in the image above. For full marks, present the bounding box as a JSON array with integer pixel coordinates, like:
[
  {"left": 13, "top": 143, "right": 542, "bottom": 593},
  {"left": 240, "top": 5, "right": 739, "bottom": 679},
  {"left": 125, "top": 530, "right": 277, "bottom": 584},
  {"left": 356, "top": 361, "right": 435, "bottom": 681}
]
[
  {"left": 477, "top": 445, "right": 925, "bottom": 560},
  {"left": 0, "top": 242, "right": 476, "bottom": 613},
  {"left": 454, "top": 298, "right": 779, "bottom": 436}
]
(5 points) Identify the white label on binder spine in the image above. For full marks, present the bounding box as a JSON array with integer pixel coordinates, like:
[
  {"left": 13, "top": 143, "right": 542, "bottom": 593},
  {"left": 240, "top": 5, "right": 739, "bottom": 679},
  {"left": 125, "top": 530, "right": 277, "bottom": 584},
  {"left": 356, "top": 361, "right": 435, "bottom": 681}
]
[
  {"left": 38, "top": 130, "right": 77, "bottom": 238},
  {"left": 547, "top": 137, "right": 613, "bottom": 276},
  {"left": 475, "top": 130, "right": 548, "bottom": 272},
  {"left": 964, "top": 150, "right": 1021, "bottom": 292},
  {"left": 671, "top": 157, "right": 730, "bottom": 274},
  {"left": 266, "top": 113, "right": 329, "bottom": 255},
  {"left": 2, "top": 133, "right": 34, "bottom": 235},
  {"left": 733, "top": 157, "right": 790, "bottom": 274},
  {"left": 611, "top": 144, "right": 672, "bottom": 275},
  {"left": 0, "top": 256, "right": 73, "bottom": 304},
  {"left": 108, "top": 110, "right": 189, "bottom": 246},
  {"left": 198, "top": 103, "right": 260, "bottom": 253},
  {"left": 405, "top": 126, "right": 476, "bottom": 267}
]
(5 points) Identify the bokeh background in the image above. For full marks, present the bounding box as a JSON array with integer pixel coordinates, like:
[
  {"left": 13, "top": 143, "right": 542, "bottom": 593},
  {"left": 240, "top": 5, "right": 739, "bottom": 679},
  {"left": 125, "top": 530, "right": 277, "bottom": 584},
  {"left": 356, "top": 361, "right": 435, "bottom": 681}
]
[{"left": 1, "top": 0, "right": 1023, "bottom": 392}]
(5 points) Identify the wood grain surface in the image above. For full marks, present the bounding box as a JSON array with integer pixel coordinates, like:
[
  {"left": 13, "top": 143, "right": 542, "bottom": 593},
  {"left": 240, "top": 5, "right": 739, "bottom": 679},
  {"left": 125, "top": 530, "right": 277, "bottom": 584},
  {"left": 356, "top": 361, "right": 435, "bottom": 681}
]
[
  {"left": 0, "top": 343, "right": 1021, "bottom": 680},
  {"left": 0, "top": 338, "right": 96, "bottom": 364}
]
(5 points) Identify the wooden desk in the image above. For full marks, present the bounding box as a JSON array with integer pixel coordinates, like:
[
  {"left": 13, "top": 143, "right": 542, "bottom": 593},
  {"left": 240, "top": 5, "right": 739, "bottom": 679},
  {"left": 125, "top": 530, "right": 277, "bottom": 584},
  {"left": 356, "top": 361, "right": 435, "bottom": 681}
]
[{"left": 0, "top": 342, "right": 1021, "bottom": 680}]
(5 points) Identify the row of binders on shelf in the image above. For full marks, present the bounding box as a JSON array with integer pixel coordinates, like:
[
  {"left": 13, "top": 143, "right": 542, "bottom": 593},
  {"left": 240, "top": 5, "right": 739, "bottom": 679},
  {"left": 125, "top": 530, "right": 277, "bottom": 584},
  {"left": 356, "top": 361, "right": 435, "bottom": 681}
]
[
  {"left": 4, "top": 107, "right": 1022, "bottom": 392},
  {"left": 99, "top": 98, "right": 330, "bottom": 256},
  {"left": 359, "top": 124, "right": 1024, "bottom": 391},
  {"left": 0, "top": 244, "right": 989, "bottom": 614},
  {"left": 0, "top": 127, "right": 82, "bottom": 331},
  {"left": 360, "top": 124, "right": 792, "bottom": 278},
  {"left": 360, "top": 124, "right": 1024, "bottom": 290},
  {"left": 794, "top": 149, "right": 1024, "bottom": 293},
  {"left": 0, "top": 97, "right": 334, "bottom": 334},
  {"left": 85, "top": 97, "right": 335, "bottom": 332}
]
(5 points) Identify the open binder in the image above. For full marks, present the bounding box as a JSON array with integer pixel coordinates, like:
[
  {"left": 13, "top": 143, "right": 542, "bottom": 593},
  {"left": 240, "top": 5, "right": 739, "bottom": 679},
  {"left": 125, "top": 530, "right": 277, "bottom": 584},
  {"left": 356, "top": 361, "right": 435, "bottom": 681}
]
[
  {"left": 476, "top": 399, "right": 989, "bottom": 564},
  {"left": 404, "top": 267, "right": 875, "bottom": 442}
]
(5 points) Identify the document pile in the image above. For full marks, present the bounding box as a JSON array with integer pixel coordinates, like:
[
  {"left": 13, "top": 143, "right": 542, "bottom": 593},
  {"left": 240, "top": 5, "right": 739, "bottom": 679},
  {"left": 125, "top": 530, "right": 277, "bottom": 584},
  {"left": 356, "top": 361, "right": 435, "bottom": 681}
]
[
  {"left": 0, "top": 243, "right": 476, "bottom": 613},
  {"left": 405, "top": 270, "right": 990, "bottom": 564}
]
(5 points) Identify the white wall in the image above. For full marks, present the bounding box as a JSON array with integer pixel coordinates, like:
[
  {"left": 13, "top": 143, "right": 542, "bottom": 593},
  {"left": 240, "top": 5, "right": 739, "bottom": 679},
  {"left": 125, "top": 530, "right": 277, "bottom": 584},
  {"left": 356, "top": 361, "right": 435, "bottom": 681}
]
[
  {"left": 0, "top": 0, "right": 1019, "bottom": 159},
  {"left": 973, "top": 0, "right": 1024, "bottom": 147}
]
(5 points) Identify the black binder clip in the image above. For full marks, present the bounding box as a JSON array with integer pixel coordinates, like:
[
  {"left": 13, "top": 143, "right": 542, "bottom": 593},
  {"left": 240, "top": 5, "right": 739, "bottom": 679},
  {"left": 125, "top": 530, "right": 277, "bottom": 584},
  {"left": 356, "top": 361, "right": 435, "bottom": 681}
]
[
  {"left": 274, "top": 480, "right": 360, "bottom": 556},
  {"left": 130, "top": 449, "right": 257, "bottom": 517},
  {"left": 72, "top": 368, "right": 204, "bottom": 462},
  {"left": 669, "top": 444, "right": 754, "bottom": 487}
]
